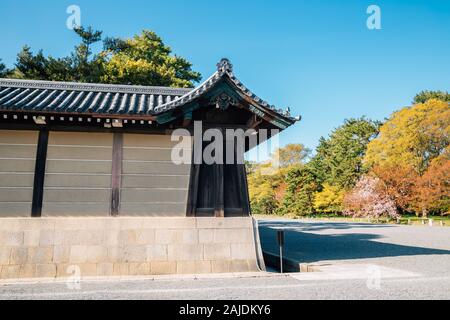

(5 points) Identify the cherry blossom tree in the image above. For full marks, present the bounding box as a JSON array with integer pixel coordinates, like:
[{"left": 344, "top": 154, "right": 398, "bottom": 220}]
[{"left": 344, "top": 175, "right": 399, "bottom": 219}]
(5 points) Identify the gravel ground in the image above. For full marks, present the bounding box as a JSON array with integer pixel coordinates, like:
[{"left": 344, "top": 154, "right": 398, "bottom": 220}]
[{"left": 0, "top": 220, "right": 449, "bottom": 300}]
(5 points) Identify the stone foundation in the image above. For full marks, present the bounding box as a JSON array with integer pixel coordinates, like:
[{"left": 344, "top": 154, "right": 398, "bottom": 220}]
[{"left": 0, "top": 217, "right": 261, "bottom": 280}]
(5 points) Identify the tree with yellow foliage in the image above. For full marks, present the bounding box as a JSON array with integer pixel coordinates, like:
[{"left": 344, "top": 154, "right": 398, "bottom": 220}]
[
  {"left": 365, "top": 99, "right": 449, "bottom": 174},
  {"left": 314, "top": 184, "right": 345, "bottom": 214},
  {"left": 365, "top": 99, "right": 449, "bottom": 216}
]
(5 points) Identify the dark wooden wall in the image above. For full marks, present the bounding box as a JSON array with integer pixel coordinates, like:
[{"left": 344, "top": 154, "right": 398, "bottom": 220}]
[{"left": 187, "top": 132, "right": 251, "bottom": 218}]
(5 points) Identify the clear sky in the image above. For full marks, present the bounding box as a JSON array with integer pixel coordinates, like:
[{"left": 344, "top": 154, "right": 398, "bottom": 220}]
[{"left": 1, "top": 0, "right": 449, "bottom": 153}]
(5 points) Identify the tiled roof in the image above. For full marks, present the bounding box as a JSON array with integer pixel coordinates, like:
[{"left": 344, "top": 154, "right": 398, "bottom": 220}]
[
  {"left": 0, "top": 79, "right": 190, "bottom": 116},
  {"left": 0, "top": 59, "right": 298, "bottom": 122}
]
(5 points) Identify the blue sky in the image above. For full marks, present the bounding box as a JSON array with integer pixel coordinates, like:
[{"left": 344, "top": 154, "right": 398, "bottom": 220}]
[{"left": 1, "top": 0, "right": 449, "bottom": 153}]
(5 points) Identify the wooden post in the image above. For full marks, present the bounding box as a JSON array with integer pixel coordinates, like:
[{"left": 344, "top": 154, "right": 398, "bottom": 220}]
[
  {"left": 31, "top": 129, "right": 49, "bottom": 218},
  {"left": 110, "top": 133, "right": 123, "bottom": 217},
  {"left": 186, "top": 137, "right": 202, "bottom": 217}
]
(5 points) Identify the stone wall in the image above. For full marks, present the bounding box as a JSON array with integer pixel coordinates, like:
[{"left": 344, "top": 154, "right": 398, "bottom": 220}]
[{"left": 0, "top": 217, "right": 261, "bottom": 280}]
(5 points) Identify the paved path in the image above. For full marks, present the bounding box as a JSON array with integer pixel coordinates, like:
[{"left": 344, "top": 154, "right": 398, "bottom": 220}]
[
  {"left": 258, "top": 220, "right": 450, "bottom": 275},
  {"left": 0, "top": 272, "right": 449, "bottom": 300},
  {"left": 0, "top": 220, "right": 449, "bottom": 300}
]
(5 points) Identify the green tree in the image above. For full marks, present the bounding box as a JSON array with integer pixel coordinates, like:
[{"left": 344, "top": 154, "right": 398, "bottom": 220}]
[
  {"left": 73, "top": 26, "right": 103, "bottom": 62},
  {"left": 273, "top": 144, "right": 310, "bottom": 168},
  {"left": 247, "top": 163, "right": 282, "bottom": 215},
  {"left": 413, "top": 90, "right": 450, "bottom": 104},
  {"left": 7, "top": 27, "right": 201, "bottom": 87},
  {"left": 99, "top": 30, "right": 201, "bottom": 87},
  {"left": 0, "top": 59, "right": 10, "bottom": 77},
  {"left": 280, "top": 165, "right": 319, "bottom": 216},
  {"left": 310, "top": 118, "right": 381, "bottom": 190},
  {"left": 70, "top": 26, "right": 104, "bottom": 82}
]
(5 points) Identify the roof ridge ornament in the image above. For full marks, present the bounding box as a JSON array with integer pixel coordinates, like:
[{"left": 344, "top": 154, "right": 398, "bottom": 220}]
[{"left": 217, "top": 58, "right": 233, "bottom": 73}]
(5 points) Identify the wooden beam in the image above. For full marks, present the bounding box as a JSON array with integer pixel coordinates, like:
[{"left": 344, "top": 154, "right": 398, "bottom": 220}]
[
  {"left": 214, "top": 135, "right": 225, "bottom": 218},
  {"left": 186, "top": 164, "right": 200, "bottom": 217},
  {"left": 186, "top": 137, "right": 202, "bottom": 217},
  {"left": 236, "top": 162, "right": 251, "bottom": 216},
  {"left": 31, "top": 130, "right": 49, "bottom": 218},
  {"left": 110, "top": 133, "right": 123, "bottom": 217},
  {"left": 246, "top": 115, "right": 262, "bottom": 129}
]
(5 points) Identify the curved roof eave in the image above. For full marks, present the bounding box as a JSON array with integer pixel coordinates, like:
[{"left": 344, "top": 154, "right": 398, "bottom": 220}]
[{"left": 152, "top": 58, "right": 300, "bottom": 125}]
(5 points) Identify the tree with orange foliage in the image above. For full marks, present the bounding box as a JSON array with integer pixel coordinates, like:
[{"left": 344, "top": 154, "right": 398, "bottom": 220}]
[
  {"left": 372, "top": 165, "right": 418, "bottom": 213},
  {"left": 412, "top": 159, "right": 450, "bottom": 217}
]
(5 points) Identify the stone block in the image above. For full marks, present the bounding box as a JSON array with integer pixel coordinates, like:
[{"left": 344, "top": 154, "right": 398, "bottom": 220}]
[
  {"left": 122, "top": 246, "right": 147, "bottom": 263},
  {"left": 118, "top": 230, "right": 139, "bottom": 245},
  {"left": 79, "top": 263, "right": 97, "bottom": 277},
  {"left": 23, "top": 230, "right": 40, "bottom": 246},
  {"left": 177, "top": 261, "right": 212, "bottom": 274},
  {"left": 0, "top": 247, "right": 11, "bottom": 265},
  {"left": 104, "top": 230, "right": 120, "bottom": 246},
  {"left": 230, "top": 243, "right": 256, "bottom": 260},
  {"left": 19, "top": 264, "right": 36, "bottom": 278},
  {"left": 196, "top": 217, "right": 252, "bottom": 229},
  {"left": 137, "top": 218, "right": 195, "bottom": 230},
  {"left": 35, "top": 264, "right": 57, "bottom": 278},
  {"left": 28, "top": 247, "right": 54, "bottom": 264},
  {"left": 229, "top": 260, "right": 257, "bottom": 273},
  {"left": 39, "top": 230, "right": 55, "bottom": 246},
  {"left": 214, "top": 229, "right": 253, "bottom": 244},
  {"left": 107, "top": 247, "right": 123, "bottom": 263},
  {"left": 53, "top": 230, "right": 75, "bottom": 246},
  {"left": 56, "top": 264, "right": 72, "bottom": 278},
  {"left": 19, "top": 219, "right": 54, "bottom": 231},
  {"left": 54, "top": 218, "right": 106, "bottom": 231},
  {"left": 129, "top": 262, "right": 151, "bottom": 276},
  {"left": 53, "top": 246, "right": 70, "bottom": 264},
  {"left": 0, "top": 231, "right": 24, "bottom": 246},
  {"left": 136, "top": 229, "right": 155, "bottom": 244},
  {"left": 198, "top": 229, "right": 214, "bottom": 244},
  {"left": 204, "top": 244, "right": 231, "bottom": 260},
  {"left": 167, "top": 244, "right": 203, "bottom": 261},
  {"left": 151, "top": 261, "right": 176, "bottom": 275},
  {"left": 97, "top": 263, "right": 114, "bottom": 277},
  {"left": 86, "top": 246, "right": 108, "bottom": 263},
  {"left": 78, "top": 230, "right": 104, "bottom": 246},
  {"left": 113, "top": 263, "right": 129, "bottom": 276},
  {"left": 10, "top": 247, "right": 28, "bottom": 265},
  {"left": 70, "top": 246, "right": 88, "bottom": 263},
  {"left": 115, "top": 218, "right": 144, "bottom": 230},
  {"left": 211, "top": 260, "right": 231, "bottom": 273},
  {"left": 155, "top": 229, "right": 198, "bottom": 245},
  {"left": 0, "top": 220, "right": 20, "bottom": 231},
  {"left": 56, "top": 230, "right": 104, "bottom": 246},
  {"left": 1, "top": 265, "right": 20, "bottom": 279},
  {"left": 147, "top": 245, "right": 168, "bottom": 261}
]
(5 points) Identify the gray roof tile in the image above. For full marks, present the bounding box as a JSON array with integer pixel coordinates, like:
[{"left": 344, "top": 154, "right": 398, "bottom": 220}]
[{"left": 0, "top": 59, "right": 298, "bottom": 123}]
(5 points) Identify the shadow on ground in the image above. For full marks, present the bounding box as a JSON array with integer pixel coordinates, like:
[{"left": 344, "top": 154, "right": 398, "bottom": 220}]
[{"left": 258, "top": 220, "right": 450, "bottom": 264}]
